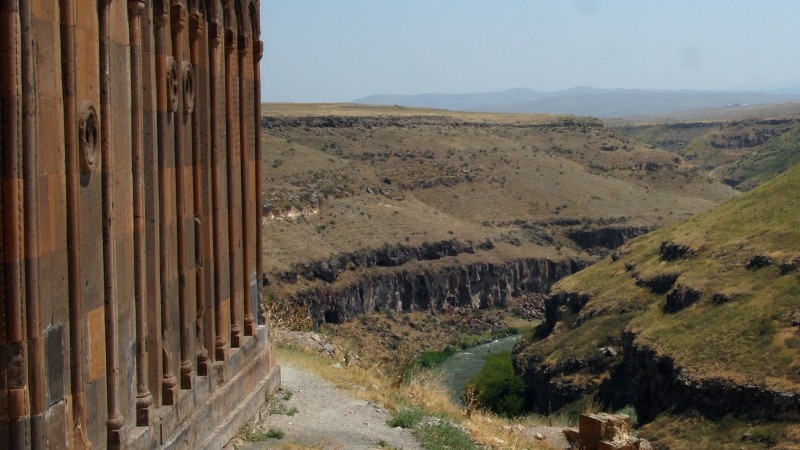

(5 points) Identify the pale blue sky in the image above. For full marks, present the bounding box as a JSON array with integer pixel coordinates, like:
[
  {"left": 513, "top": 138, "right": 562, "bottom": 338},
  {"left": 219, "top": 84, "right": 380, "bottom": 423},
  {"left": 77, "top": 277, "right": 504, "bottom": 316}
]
[{"left": 260, "top": 1, "right": 800, "bottom": 102}]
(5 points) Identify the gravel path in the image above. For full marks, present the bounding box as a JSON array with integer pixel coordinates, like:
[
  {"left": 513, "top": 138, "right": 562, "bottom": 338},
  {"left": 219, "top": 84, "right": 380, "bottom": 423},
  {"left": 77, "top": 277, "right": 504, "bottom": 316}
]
[{"left": 237, "top": 363, "right": 423, "bottom": 450}]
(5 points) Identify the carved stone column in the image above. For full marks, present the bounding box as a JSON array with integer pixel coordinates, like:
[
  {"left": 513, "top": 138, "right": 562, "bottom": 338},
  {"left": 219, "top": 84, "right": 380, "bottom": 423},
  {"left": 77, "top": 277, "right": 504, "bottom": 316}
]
[
  {"left": 253, "top": 37, "right": 264, "bottom": 325},
  {"left": 1, "top": 0, "right": 29, "bottom": 446},
  {"left": 208, "top": 21, "right": 227, "bottom": 361},
  {"left": 57, "top": 0, "right": 90, "bottom": 439},
  {"left": 19, "top": 0, "right": 46, "bottom": 445},
  {"left": 98, "top": 0, "right": 124, "bottom": 445},
  {"left": 224, "top": 25, "right": 242, "bottom": 348},
  {"left": 128, "top": 0, "right": 154, "bottom": 425},
  {"left": 189, "top": 8, "right": 210, "bottom": 376},
  {"left": 237, "top": 33, "right": 255, "bottom": 336},
  {"left": 154, "top": 4, "right": 178, "bottom": 406},
  {"left": 171, "top": 0, "right": 194, "bottom": 391}
]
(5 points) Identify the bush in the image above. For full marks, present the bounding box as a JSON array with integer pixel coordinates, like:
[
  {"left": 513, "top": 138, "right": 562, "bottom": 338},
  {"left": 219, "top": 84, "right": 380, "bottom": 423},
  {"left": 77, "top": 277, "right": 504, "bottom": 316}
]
[
  {"left": 616, "top": 404, "right": 639, "bottom": 427},
  {"left": 265, "top": 428, "right": 284, "bottom": 439},
  {"left": 465, "top": 351, "right": 525, "bottom": 417}
]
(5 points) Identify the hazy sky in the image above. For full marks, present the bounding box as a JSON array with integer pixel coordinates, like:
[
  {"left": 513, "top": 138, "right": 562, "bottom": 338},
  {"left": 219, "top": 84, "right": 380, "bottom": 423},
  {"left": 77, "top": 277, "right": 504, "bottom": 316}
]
[{"left": 260, "top": 0, "right": 800, "bottom": 103}]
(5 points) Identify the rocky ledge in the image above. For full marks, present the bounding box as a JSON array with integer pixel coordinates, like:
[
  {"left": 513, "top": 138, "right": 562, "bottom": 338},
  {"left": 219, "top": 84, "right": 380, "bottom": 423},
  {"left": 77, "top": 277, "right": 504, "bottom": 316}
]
[
  {"left": 567, "top": 226, "right": 651, "bottom": 255},
  {"left": 514, "top": 291, "right": 800, "bottom": 424},
  {"left": 273, "top": 240, "right": 475, "bottom": 284},
  {"left": 287, "top": 257, "right": 587, "bottom": 326}
]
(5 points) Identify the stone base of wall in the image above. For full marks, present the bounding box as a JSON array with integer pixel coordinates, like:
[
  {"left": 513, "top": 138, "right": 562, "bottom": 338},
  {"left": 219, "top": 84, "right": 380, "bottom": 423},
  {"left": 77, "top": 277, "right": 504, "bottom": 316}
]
[{"left": 127, "top": 325, "right": 281, "bottom": 449}]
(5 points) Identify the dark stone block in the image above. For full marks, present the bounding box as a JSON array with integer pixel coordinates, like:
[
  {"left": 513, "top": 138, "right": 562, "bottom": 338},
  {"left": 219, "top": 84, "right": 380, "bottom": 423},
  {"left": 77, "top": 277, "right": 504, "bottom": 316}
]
[{"left": 46, "top": 324, "right": 65, "bottom": 406}]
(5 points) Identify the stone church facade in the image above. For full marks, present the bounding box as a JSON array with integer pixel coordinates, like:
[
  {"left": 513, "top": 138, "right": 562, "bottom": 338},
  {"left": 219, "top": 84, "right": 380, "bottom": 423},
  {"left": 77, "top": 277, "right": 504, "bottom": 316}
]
[{"left": 0, "top": 0, "right": 280, "bottom": 447}]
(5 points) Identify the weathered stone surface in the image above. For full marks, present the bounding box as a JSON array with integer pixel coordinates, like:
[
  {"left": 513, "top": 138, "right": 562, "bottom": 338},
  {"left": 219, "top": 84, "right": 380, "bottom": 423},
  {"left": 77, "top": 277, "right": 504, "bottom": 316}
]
[
  {"left": 663, "top": 284, "right": 702, "bottom": 313},
  {"left": 290, "top": 257, "right": 587, "bottom": 326},
  {"left": 779, "top": 257, "right": 800, "bottom": 275},
  {"left": 659, "top": 241, "right": 695, "bottom": 261},
  {"left": 277, "top": 239, "right": 476, "bottom": 285},
  {"left": 567, "top": 226, "right": 650, "bottom": 253},
  {"left": 0, "top": 0, "right": 278, "bottom": 448},
  {"left": 634, "top": 272, "right": 680, "bottom": 294},
  {"left": 746, "top": 254, "right": 773, "bottom": 270},
  {"left": 563, "top": 414, "right": 651, "bottom": 450}
]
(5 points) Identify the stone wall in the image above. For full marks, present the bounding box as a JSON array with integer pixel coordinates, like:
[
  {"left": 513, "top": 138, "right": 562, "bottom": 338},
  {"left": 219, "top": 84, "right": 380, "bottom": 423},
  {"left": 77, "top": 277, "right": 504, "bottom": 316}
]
[{"left": 0, "top": 0, "right": 279, "bottom": 448}]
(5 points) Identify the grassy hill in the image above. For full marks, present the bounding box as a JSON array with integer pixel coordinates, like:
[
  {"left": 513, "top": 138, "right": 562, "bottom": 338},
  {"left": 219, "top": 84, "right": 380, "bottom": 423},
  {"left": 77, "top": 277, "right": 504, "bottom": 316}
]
[
  {"left": 513, "top": 162, "right": 800, "bottom": 448},
  {"left": 261, "top": 103, "right": 735, "bottom": 275},
  {"left": 613, "top": 110, "right": 800, "bottom": 191}
]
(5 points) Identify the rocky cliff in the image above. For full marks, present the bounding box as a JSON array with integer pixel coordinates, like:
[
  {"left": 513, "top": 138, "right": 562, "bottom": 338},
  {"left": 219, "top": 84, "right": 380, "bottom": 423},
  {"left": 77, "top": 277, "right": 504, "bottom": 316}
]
[
  {"left": 515, "top": 289, "right": 800, "bottom": 424},
  {"left": 274, "top": 240, "right": 475, "bottom": 284},
  {"left": 268, "top": 241, "right": 588, "bottom": 326}
]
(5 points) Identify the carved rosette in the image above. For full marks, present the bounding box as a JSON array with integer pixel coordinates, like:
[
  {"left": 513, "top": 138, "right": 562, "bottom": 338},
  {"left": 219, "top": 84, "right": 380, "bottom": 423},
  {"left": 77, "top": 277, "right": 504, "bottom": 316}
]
[
  {"left": 166, "top": 57, "right": 179, "bottom": 113},
  {"left": 78, "top": 101, "right": 99, "bottom": 173},
  {"left": 182, "top": 62, "right": 195, "bottom": 115}
]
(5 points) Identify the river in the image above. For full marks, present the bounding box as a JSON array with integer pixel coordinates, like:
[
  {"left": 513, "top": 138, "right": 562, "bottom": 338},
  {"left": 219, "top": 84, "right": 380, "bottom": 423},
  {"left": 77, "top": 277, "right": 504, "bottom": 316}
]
[{"left": 438, "top": 334, "right": 522, "bottom": 400}]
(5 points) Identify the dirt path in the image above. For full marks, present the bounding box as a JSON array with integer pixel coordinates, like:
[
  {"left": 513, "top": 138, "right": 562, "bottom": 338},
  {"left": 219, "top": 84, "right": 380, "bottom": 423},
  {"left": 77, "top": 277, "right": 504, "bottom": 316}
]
[{"left": 235, "top": 363, "right": 423, "bottom": 450}]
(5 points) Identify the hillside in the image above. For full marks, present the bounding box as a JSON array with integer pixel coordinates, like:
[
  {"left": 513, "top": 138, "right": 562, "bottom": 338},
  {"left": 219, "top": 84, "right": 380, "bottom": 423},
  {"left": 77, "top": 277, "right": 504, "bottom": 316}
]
[
  {"left": 261, "top": 103, "right": 734, "bottom": 288},
  {"left": 355, "top": 87, "right": 800, "bottom": 119},
  {"left": 613, "top": 113, "right": 800, "bottom": 191},
  {"left": 513, "top": 163, "right": 800, "bottom": 448}
]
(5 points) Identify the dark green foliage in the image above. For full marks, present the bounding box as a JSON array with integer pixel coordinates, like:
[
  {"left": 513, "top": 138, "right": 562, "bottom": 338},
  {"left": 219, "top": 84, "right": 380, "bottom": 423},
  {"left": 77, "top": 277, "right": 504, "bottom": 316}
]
[
  {"left": 415, "top": 347, "right": 457, "bottom": 369},
  {"left": 465, "top": 351, "right": 525, "bottom": 417},
  {"left": 616, "top": 404, "right": 639, "bottom": 427}
]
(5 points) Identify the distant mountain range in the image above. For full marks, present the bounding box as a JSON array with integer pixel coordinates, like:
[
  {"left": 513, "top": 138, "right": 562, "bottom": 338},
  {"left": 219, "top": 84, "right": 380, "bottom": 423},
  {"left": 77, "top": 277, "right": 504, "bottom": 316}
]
[{"left": 355, "top": 87, "right": 800, "bottom": 118}]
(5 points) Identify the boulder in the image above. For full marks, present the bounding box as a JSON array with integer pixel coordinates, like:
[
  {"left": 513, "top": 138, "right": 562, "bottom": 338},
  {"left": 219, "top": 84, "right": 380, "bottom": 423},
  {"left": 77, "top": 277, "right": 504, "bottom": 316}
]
[
  {"left": 563, "top": 413, "right": 651, "bottom": 450},
  {"left": 746, "top": 254, "right": 773, "bottom": 270}
]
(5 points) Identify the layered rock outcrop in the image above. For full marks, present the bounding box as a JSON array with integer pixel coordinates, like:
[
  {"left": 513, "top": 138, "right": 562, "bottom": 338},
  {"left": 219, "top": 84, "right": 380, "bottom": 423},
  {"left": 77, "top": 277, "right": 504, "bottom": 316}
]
[
  {"left": 280, "top": 254, "right": 587, "bottom": 326},
  {"left": 567, "top": 226, "right": 651, "bottom": 254},
  {"left": 276, "top": 240, "right": 475, "bottom": 284},
  {"left": 515, "top": 290, "right": 800, "bottom": 424}
]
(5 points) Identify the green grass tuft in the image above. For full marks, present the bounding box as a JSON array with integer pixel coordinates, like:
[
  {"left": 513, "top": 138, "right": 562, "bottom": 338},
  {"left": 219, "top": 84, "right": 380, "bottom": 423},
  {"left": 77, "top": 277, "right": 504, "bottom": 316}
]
[
  {"left": 415, "top": 421, "right": 478, "bottom": 450},
  {"left": 387, "top": 407, "right": 426, "bottom": 429}
]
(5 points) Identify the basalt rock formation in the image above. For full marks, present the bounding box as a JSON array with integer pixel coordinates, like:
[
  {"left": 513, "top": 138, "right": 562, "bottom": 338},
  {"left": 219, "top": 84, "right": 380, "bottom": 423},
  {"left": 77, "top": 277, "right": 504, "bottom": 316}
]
[
  {"left": 613, "top": 333, "right": 800, "bottom": 423},
  {"left": 275, "top": 240, "right": 476, "bottom": 284},
  {"left": 293, "top": 258, "right": 588, "bottom": 326},
  {"left": 516, "top": 295, "right": 800, "bottom": 423},
  {"left": 567, "top": 226, "right": 651, "bottom": 255}
]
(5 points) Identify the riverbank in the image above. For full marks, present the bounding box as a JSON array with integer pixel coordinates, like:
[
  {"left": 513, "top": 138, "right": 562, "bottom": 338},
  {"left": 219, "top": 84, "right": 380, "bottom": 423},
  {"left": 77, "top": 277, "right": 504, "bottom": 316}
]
[
  {"left": 239, "top": 334, "right": 569, "bottom": 449},
  {"left": 439, "top": 335, "right": 522, "bottom": 400}
]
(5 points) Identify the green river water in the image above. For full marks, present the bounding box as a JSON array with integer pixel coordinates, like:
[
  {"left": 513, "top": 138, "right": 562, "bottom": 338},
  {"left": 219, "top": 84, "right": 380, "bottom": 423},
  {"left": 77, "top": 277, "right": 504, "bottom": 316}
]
[{"left": 438, "top": 334, "right": 522, "bottom": 400}]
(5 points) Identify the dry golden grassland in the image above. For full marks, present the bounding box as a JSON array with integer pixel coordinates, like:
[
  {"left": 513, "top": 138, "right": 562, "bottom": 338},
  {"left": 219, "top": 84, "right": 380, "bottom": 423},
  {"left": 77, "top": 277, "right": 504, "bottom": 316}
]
[
  {"left": 274, "top": 343, "right": 562, "bottom": 450},
  {"left": 261, "top": 103, "right": 735, "bottom": 275}
]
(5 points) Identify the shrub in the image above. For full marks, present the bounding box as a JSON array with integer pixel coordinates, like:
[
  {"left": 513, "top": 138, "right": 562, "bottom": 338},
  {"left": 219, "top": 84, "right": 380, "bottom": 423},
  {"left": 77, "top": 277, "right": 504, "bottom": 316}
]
[
  {"left": 616, "top": 404, "right": 639, "bottom": 427},
  {"left": 465, "top": 351, "right": 525, "bottom": 417},
  {"left": 265, "top": 428, "right": 284, "bottom": 439}
]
